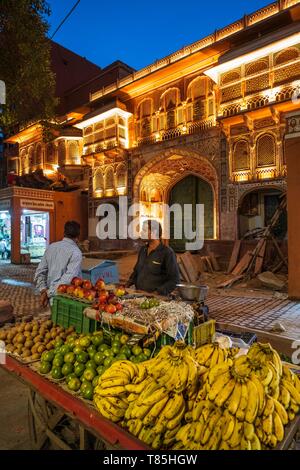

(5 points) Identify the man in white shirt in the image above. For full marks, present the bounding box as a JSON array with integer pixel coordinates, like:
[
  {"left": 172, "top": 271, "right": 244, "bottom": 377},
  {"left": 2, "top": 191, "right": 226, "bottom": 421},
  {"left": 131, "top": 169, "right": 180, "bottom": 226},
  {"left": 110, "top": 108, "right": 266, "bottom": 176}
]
[{"left": 34, "top": 221, "right": 82, "bottom": 308}]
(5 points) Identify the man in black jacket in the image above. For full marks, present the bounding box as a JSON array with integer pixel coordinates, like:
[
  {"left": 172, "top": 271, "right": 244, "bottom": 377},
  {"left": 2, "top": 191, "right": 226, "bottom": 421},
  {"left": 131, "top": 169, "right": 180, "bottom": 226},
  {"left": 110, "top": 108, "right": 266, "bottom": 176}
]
[{"left": 126, "top": 219, "right": 180, "bottom": 296}]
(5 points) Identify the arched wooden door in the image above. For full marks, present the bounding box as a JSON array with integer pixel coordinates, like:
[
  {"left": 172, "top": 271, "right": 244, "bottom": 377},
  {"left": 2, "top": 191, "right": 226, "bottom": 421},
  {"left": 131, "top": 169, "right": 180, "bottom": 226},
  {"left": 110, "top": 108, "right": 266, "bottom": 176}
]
[{"left": 169, "top": 175, "right": 214, "bottom": 252}]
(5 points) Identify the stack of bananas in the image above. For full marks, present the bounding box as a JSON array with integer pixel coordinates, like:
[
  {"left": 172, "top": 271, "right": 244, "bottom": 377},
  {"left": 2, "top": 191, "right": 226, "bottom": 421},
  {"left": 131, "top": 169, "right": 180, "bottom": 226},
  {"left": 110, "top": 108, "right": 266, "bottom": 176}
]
[
  {"left": 194, "top": 342, "right": 232, "bottom": 368},
  {"left": 121, "top": 342, "right": 202, "bottom": 449},
  {"left": 94, "top": 360, "right": 139, "bottom": 422},
  {"left": 173, "top": 342, "right": 300, "bottom": 450}
]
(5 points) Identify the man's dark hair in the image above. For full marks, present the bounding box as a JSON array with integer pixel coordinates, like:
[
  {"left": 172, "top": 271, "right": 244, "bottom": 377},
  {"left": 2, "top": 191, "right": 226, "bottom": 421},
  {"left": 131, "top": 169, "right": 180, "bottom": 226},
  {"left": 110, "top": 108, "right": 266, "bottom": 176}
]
[
  {"left": 143, "top": 219, "right": 162, "bottom": 239},
  {"left": 64, "top": 221, "right": 80, "bottom": 239}
]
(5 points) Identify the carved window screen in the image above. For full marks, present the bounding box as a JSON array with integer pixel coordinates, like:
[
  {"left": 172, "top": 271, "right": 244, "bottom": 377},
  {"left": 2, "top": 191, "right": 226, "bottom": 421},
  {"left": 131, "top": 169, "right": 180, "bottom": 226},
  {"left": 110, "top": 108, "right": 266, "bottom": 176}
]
[
  {"left": 105, "top": 167, "right": 114, "bottom": 190},
  {"left": 257, "top": 134, "right": 276, "bottom": 167},
  {"left": 233, "top": 140, "right": 250, "bottom": 171},
  {"left": 94, "top": 170, "right": 104, "bottom": 192}
]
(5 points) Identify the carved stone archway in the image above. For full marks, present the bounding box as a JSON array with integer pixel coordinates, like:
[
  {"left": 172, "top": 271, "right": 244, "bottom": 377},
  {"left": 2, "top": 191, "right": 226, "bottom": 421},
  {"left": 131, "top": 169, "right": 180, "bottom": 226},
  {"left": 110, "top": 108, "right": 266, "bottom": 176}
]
[{"left": 133, "top": 148, "right": 220, "bottom": 238}]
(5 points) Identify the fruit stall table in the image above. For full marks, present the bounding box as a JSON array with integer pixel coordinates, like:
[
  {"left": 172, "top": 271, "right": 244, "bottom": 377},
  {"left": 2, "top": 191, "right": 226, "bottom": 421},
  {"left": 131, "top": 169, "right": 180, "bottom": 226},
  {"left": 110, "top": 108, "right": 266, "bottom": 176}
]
[{"left": 1, "top": 355, "right": 149, "bottom": 450}]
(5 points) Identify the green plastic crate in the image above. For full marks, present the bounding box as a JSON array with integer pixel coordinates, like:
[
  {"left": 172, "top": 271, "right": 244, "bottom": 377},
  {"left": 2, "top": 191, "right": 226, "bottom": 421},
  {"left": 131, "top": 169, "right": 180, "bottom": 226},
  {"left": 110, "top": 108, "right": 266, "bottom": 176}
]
[{"left": 51, "top": 295, "right": 101, "bottom": 334}]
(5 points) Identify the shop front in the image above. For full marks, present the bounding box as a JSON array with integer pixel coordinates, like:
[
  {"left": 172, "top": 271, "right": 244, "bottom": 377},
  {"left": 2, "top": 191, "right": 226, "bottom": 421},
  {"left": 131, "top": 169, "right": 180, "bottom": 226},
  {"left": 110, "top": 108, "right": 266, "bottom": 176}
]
[{"left": 0, "top": 186, "right": 88, "bottom": 264}]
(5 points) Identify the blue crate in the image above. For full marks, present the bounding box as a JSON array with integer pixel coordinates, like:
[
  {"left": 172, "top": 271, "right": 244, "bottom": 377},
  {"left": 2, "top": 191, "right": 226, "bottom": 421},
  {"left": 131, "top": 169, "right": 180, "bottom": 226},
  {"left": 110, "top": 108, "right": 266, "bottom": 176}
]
[{"left": 81, "top": 258, "right": 119, "bottom": 285}]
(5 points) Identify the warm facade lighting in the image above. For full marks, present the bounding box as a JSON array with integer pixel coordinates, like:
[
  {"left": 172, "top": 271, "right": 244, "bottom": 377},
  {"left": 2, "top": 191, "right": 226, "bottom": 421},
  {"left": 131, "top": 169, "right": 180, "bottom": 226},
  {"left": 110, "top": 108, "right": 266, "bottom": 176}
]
[
  {"left": 74, "top": 108, "right": 132, "bottom": 129},
  {"left": 205, "top": 32, "right": 300, "bottom": 83}
]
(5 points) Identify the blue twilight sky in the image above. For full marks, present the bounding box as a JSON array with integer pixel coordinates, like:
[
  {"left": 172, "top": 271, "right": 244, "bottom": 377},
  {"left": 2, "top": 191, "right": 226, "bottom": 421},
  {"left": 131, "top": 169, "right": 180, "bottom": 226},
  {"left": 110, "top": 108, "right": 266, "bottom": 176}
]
[{"left": 47, "top": 0, "right": 271, "bottom": 71}]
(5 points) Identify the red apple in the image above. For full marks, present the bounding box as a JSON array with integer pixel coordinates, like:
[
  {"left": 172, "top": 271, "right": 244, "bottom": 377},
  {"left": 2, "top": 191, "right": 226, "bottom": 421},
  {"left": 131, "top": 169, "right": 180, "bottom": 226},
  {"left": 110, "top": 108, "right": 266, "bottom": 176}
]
[
  {"left": 114, "top": 285, "right": 126, "bottom": 297},
  {"left": 99, "top": 294, "right": 108, "bottom": 304},
  {"left": 105, "top": 304, "right": 117, "bottom": 314},
  {"left": 57, "top": 284, "right": 68, "bottom": 294},
  {"left": 84, "top": 289, "right": 97, "bottom": 302},
  {"left": 116, "top": 303, "right": 123, "bottom": 311},
  {"left": 83, "top": 280, "right": 93, "bottom": 290},
  {"left": 72, "top": 277, "right": 83, "bottom": 287},
  {"left": 66, "top": 285, "right": 75, "bottom": 295},
  {"left": 74, "top": 287, "right": 84, "bottom": 299},
  {"left": 95, "top": 278, "right": 106, "bottom": 290}
]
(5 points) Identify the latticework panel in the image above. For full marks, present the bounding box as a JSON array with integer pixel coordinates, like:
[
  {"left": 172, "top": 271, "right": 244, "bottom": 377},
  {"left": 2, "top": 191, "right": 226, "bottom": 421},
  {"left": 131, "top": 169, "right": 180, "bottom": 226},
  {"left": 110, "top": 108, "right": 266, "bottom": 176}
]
[
  {"left": 245, "top": 73, "right": 269, "bottom": 95},
  {"left": 274, "top": 62, "right": 300, "bottom": 85},
  {"left": 221, "top": 84, "right": 242, "bottom": 103},
  {"left": 256, "top": 134, "right": 276, "bottom": 167},
  {"left": 232, "top": 140, "right": 250, "bottom": 171},
  {"left": 221, "top": 69, "right": 241, "bottom": 85},
  {"left": 274, "top": 48, "right": 300, "bottom": 66}
]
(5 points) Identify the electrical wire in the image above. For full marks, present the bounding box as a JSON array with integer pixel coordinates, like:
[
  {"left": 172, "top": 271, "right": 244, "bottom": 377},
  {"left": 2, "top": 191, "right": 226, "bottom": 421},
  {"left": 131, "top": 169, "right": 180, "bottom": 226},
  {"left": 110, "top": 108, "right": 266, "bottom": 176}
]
[{"left": 50, "top": 0, "right": 81, "bottom": 39}]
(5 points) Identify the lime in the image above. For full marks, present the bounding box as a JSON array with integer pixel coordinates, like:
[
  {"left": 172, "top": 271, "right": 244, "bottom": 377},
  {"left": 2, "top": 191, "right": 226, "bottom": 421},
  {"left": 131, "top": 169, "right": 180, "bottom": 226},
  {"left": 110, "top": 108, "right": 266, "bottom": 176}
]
[
  {"left": 62, "top": 363, "right": 74, "bottom": 376},
  {"left": 111, "top": 344, "right": 121, "bottom": 355},
  {"left": 129, "top": 355, "right": 136, "bottom": 362},
  {"left": 94, "top": 352, "right": 105, "bottom": 365},
  {"left": 103, "top": 349, "right": 114, "bottom": 358},
  {"left": 92, "top": 334, "right": 104, "bottom": 347},
  {"left": 136, "top": 353, "right": 147, "bottom": 363},
  {"left": 83, "top": 368, "right": 97, "bottom": 382},
  {"left": 41, "top": 350, "right": 55, "bottom": 363},
  {"left": 88, "top": 349, "right": 96, "bottom": 360},
  {"left": 132, "top": 345, "right": 142, "bottom": 357},
  {"left": 68, "top": 377, "right": 81, "bottom": 392},
  {"left": 64, "top": 352, "right": 75, "bottom": 364},
  {"left": 60, "top": 344, "right": 71, "bottom": 356},
  {"left": 120, "top": 345, "right": 131, "bottom": 358},
  {"left": 87, "top": 345, "right": 96, "bottom": 354},
  {"left": 120, "top": 334, "right": 129, "bottom": 345},
  {"left": 79, "top": 336, "right": 90, "bottom": 349},
  {"left": 85, "top": 360, "right": 97, "bottom": 370},
  {"left": 51, "top": 366, "right": 63, "bottom": 380},
  {"left": 66, "top": 373, "right": 77, "bottom": 383},
  {"left": 81, "top": 382, "right": 94, "bottom": 400},
  {"left": 53, "top": 346, "right": 62, "bottom": 355},
  {"left": 54, "top": 338, "right": 64, "bottom": 348},
  {"left": 73, "top": 346, "right": 83, "bottom": 355},
  {"left": 116, "top": 353, "right": 127, "bottom": 361},
  {"left": 92, "top": 376, "right": 100, "bottom": 388},
  {"left": 103, "top": 357, "right": 113, "bottom": 368},
  {"left": 74, "top": 363, "right": 86, "bottom": 377},
  {"left": 39, "top": 361, "right": 51, "bottom": 375},
  {"left": 98, "top": 344, "right": 109, "bottom": 352},
  {"left": 53, "top": 353, "right": 64, "bottom": 367},
  {"left": 96, "top": 365, "right": 105, "bottom": 376},
  {"left": 143, "top": 348, "right": 152, "bottom": 358},
  {"left": 76, "top": 351, "right": 89, "bottom": 364}
]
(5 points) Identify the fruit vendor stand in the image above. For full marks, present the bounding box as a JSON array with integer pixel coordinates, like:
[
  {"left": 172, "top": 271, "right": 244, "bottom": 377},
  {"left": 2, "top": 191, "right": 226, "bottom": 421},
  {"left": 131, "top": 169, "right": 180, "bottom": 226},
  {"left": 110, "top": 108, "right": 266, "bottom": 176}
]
[{"left": 0, "top": 278, "right": 300, "bottom": 451}]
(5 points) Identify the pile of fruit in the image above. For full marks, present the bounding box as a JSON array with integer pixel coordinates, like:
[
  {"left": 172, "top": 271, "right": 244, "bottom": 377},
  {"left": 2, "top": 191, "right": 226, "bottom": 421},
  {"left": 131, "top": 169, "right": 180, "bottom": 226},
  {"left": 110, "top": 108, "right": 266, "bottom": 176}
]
[
  {"left": 0, "top": 320, "right": 74, "bottom": 361},
  {"left": 57, "top": 277, "right": 126, "bottom": 314},
  {"left": 93, "top": 341, "right": 300, "bottom": 450},
  {"left": 37, "top": 329, "right": 152, "bottom": 401}
]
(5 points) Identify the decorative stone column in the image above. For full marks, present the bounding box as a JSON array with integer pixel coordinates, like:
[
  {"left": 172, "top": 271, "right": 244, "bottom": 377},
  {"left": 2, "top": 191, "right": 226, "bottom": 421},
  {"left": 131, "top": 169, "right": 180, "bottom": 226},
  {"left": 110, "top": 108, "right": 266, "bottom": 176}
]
[{"left": 284, "top": 111, "right": 300, "bottom": 299}]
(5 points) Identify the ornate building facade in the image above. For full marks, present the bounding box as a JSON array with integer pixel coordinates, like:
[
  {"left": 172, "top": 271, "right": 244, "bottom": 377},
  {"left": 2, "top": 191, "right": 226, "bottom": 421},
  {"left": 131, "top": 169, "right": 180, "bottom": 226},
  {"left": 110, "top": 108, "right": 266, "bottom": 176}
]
[{"left": 5, "top": 0, "right": 300, "bottom": 253}]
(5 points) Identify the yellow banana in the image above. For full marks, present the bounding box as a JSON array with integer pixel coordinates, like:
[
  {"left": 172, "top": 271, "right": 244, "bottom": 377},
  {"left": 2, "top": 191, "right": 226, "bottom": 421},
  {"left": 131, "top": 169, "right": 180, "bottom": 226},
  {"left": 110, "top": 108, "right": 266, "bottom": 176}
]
[
  {"left": 162, "top": 393, "right": 184, "bottom": 421},
  {"left": 245, "top": 379, "right": 259, "bottom": 424},
  {"left": 96, "top": 385, "right": 126, "bottom": 397},
  {"left": 226, "top": 381, "right": 242, "bottom": 416},
  {"left": 250, "top": 373, "right": 265, "bottom": 416},
  {"left": 273, "top": 398, "right": 288, "bottom": 425},
  {"left": 151, "top": 433, "right": 163, "bottom": 450},
  {"left": 195, "top": 344, "right": 215, "bottom": 365},
  {"left": 228, "top": 420, "right": 243, "bottom": 448},
  {"left": 185, "top": 355, "right": 199, "bottom": 390},
  {"left": 95, "top": 398, "right": 120, "bottom": 423},
  {"left": 208, "top": 371, "right": 232, "bottom": 402},
  {"left": 194, "top": 419, "right": 205, "bottom": 443},
  {"left": 273, "top": 411, "right": 284, "bottom": 442},
  {"left": 288, "top": 411, "right": 295, "bottom": 421},
  {"left": 125, "top": 376, "right": 152, "bottom": 394},
  {"left": 251, "top": 433, "right": 261, "bottom": 450},
  {"left": 281, "top": 379, "right": 300, "bottom": 405},
  {"left": 215, "top": 378, "right": 236, "bottom": 408},
  {"left": 137, "top": 380, "right": 161, "bottom": 404},
  {"left": 263, "top": 396, "right": 275, "bottom": 417},
  {"left": 130, "top": 419, "right": 143, "bottom": 437},
  {"left": 206, "top": 419, "right": 223, "bottom": 450},
  {"left": 166, "top": 403, "right": 186, "bottom": 431},
  {"left": 131, "top": 403, "right": 152, "bottom": 420},
  {"left": 262, "top": 413, "right": 273, "bottom": 435},
  {"left": 260, "top": 365, "right": 273, "bottom": 387},
  {"left": 240, "top": 435, "right": 251, "bottom": 450},
  {"left": 127, "top": 392, "right": 138, "bottom": 403},
  {"left": 100, "top": 377, "right": 129, "bottom": 388},
  {"left": 200, "top": 410, "right": 221, "bottom": 445},
  {"left": 222, "top": 413, "right": 235, "bottom": 441},
  {"left": 164, "top": 424, "right": 181, "bottom": 440},
  {"left": 236, "top": 383, "right": 248, "bottom": 421},
  {"left": 279, "top": 385, "right": 290, "bottom": 409},
  {"left": 244, "top": 422, "right": 255, "bottom": 441},
  {"left": 143, "top": 395, "right": 169, "bottom": 426},
  {"left": 208, "top": 362, "right": 231, "bottom": 386},
  {"left": 192, "top": 399, "right": 210, "bottom": 422},
  {"left": 175, "top": 423, "right": 191, "bottom": 443},
  {"left": 219, "top": 440, "right": 230, "bottom": 450},
  {"left": 105, "top": 396, "right": 128, "bottom": 410},
  {"left": 209, "top": 347, "right": 220, "bottom": 369}
]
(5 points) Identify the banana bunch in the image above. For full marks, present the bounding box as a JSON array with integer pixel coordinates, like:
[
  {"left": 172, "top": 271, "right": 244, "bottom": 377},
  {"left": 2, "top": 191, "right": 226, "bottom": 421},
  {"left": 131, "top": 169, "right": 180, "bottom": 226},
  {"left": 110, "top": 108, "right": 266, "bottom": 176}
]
[
  {"left": 148, "top": 341, "right": 202, "bottom": 394},
  {"left": 194, "top": 342, "right": 230, "bottom": 369},
  {"left": 279, "top": 365, "right": 300, "bottom": 420},
  {"left": 94, "top": 360, "right": 139, "bottom": 422},
  {"left": 254, "top": 395, "right": 289, "bottom": 448},
  {"left": 248, "top": 343, "right": 283, "bottom": 377}
]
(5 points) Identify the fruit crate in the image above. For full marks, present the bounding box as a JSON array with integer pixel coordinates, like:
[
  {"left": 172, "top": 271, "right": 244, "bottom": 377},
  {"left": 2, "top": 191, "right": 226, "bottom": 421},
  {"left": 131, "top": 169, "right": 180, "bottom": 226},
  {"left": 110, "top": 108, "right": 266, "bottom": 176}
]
[{"left": 51, "top": 296, "right": 101, "bottom": 334}]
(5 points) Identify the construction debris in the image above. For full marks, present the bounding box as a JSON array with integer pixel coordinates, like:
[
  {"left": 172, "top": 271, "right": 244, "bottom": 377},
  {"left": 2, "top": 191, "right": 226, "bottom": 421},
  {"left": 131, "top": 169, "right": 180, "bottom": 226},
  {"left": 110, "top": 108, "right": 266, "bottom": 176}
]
[{"left": 257, "top": 271, "right": 286, "bottom": 290}]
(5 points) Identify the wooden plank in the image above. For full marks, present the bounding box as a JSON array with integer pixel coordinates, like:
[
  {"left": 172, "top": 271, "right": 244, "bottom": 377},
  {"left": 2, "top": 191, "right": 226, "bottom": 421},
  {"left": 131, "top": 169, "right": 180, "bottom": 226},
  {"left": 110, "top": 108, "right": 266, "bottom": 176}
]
[
  {"left": 204, "top": 256, "right": 214, "bottom": 273},
  {"left": 177, "top": 256, "right": 190, "bottom": 282},
  {"left": 216, "top": 275, "right": 244, "bottom": 288},
  {"left": 232, "top": 251, "right": 253, "bottom": 276},
  {"left": 179, "top": 252, "right": 198, "bottom": 283},
  {"left": 193, "top": 254, "right": 205, "bottom": 273},
  {"left": 254, "top": 239, "right": 267, "bottom": 275},
  {"left": 270, "top": 235, "right": 288, "bottom": 268},
  {"left": 208, "top": 251, "right": 220, "bottom": 271},
  {"left": 227, "top": 241, "right": 241, "bottom": 274}
]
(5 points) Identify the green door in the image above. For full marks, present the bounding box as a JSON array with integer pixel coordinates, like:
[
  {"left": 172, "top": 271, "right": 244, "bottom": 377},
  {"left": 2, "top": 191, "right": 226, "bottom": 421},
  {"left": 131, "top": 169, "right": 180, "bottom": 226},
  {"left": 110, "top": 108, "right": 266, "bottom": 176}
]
[{"left": 169, "top": 175, "right": 214, "bottom": 252}]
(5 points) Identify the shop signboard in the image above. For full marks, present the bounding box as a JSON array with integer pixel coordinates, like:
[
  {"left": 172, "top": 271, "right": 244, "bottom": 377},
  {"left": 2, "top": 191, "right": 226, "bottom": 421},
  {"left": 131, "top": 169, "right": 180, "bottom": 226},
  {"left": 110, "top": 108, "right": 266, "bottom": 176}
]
[
  {"left": 0, "top": 199, "right": 11, "bottom": 211},
  {"left": 20, "top": 199, "right": 54, "bottom": 211}
]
